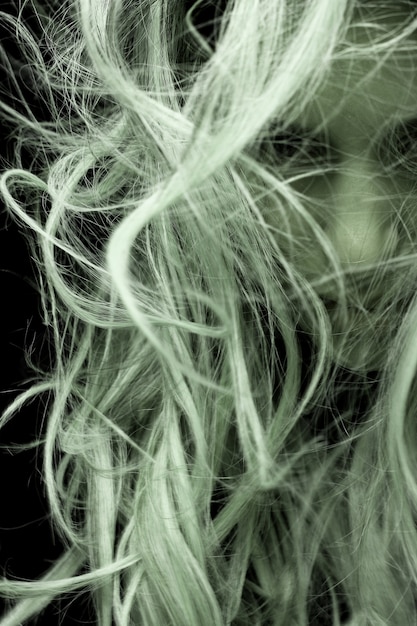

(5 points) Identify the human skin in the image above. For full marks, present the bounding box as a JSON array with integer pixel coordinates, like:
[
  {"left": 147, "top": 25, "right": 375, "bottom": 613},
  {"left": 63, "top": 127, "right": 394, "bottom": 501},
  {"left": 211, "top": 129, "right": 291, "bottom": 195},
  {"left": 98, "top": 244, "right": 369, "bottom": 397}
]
[
  {"left": 267, "top": 5, "right": 417, "bottom": 369},
  {"left": 299, "top": 9, "right": 417, "bottom": 281}
]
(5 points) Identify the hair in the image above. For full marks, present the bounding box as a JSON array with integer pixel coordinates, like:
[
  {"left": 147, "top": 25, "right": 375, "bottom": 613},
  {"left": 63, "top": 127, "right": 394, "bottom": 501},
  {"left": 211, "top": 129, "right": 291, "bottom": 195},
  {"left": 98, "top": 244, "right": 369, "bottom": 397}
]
[{"left": 1, "top": 0, "right": 417, "bottom": 624}]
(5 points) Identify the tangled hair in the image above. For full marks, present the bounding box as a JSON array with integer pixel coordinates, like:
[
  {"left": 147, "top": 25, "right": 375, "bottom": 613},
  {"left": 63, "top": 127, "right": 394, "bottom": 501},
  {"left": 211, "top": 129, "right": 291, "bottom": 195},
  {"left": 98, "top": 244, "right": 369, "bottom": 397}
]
[{"left": 2, "top": 0, "right": 417, "bottom": 624}]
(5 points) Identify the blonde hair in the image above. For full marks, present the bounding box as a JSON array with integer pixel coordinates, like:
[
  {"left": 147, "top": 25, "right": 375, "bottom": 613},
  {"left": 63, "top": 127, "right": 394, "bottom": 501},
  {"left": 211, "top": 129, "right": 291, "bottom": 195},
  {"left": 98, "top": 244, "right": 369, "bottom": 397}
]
[{"left": 1, "top": 0, "right": 417, "bottom": 624}]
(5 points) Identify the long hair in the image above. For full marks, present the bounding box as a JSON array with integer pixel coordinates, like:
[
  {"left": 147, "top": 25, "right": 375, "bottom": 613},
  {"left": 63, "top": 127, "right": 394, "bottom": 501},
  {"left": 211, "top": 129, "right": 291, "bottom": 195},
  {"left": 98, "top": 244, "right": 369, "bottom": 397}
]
[{"left": 1, "top": 0, "right": 417, "bottom": 624}]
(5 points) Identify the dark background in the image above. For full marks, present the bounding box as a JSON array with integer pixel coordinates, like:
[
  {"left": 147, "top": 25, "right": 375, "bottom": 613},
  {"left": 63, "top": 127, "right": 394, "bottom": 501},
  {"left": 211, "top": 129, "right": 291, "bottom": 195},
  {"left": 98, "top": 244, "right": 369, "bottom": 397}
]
[
  {"left": 0, "top": 1, "right": 93, "bottom": 622},
  {"left": 0, "top": 3, "right": 226, "bottom": 622}
]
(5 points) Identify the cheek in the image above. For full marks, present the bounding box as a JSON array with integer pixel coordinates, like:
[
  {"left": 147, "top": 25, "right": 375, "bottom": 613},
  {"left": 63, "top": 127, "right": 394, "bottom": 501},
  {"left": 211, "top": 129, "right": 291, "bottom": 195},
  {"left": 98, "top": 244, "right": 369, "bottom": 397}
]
[
  {"left": 257, "top": 183, "right": 330, "bottom": 279},
  {"left": 260, "top": 174, "right": 333, "bottom": 239}
]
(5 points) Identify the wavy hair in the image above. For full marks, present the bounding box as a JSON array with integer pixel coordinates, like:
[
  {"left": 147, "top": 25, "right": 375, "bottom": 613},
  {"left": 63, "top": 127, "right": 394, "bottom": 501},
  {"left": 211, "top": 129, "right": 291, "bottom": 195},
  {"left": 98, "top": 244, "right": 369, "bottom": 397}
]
[{"left": 1, "top": 0, "right": 417, "bottom": 624}]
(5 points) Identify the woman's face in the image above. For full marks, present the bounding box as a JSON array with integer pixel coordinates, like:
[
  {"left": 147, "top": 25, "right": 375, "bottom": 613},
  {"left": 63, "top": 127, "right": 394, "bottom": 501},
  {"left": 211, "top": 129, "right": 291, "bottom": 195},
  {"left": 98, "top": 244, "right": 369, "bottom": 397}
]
[
  {"left": 277, "top": 4, "right": 417, "bottom": 369},
  {"left": 299, "top": 6, "right": 417, "bottom": 273}
]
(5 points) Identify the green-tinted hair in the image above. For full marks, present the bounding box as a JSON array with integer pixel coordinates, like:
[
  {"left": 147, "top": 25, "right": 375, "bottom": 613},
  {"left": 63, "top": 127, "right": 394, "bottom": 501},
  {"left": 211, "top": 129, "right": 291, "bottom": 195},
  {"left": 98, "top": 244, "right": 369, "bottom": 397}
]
[{"left": 1, "top": 1, "right": 417, "bottom": 624}]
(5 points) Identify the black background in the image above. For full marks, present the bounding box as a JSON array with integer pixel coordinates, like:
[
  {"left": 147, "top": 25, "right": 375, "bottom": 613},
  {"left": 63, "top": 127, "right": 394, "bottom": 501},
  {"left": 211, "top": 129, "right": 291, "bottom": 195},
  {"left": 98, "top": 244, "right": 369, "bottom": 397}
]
[{"left": 0, "top": 1, "right": 93, "bottom": 622}]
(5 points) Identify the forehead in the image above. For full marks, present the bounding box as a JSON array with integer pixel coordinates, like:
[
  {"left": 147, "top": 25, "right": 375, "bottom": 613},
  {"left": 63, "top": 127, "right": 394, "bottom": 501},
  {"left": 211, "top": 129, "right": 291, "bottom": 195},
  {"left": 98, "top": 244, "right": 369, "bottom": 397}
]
[
  {"left": 301, "top": 2, "right": 417, "bottom": 147},
  {"left": 349, "top": 0, "right": 417, "bottom": 51}
]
